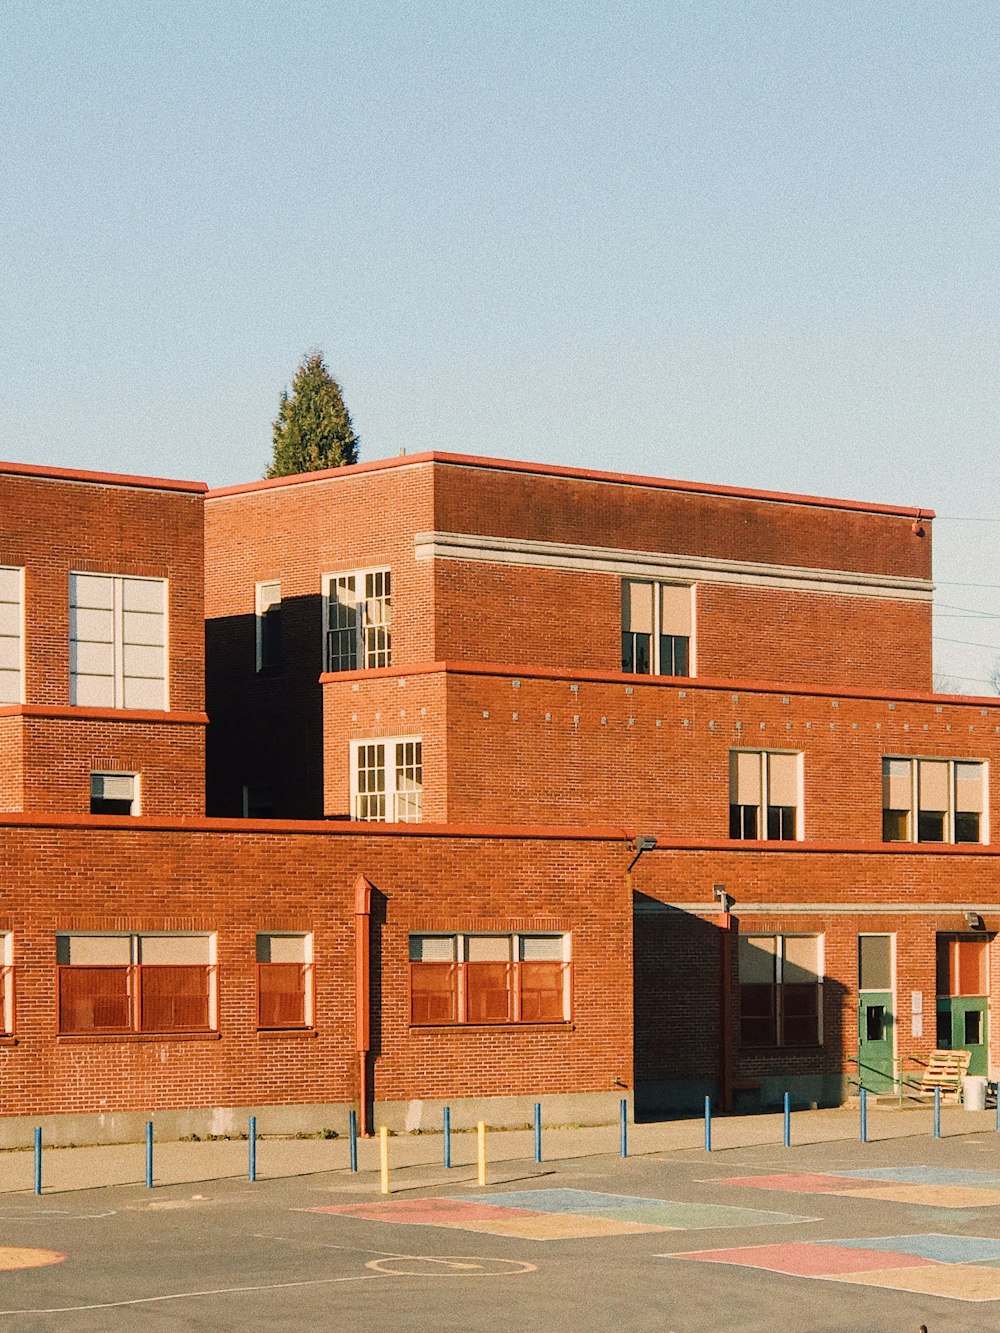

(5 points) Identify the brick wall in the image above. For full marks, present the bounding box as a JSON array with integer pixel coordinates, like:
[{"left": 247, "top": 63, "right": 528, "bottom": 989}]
[
  {"left": 0, "top": 821, "right": 630, "bottom": 1118},
  {"left": 332, "top": 665, "right": 1000, "bottom": 836}
]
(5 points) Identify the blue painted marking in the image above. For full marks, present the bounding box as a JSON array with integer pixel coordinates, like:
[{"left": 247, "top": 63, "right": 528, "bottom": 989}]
[
  {"left": 833, "top": 1167, "right": 1000, "bottom": 1187},
  {"left": 821, "top": 1234, "right": 1000, "bottom": 1264},
  {"left": 472, "top": 1189, "right": 672, "bottom": 1214}
]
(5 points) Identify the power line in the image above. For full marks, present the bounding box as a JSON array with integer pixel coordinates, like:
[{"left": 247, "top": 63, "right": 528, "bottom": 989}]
[{"left": 934, "top": 636, "right": 1000, "bottom": 652}]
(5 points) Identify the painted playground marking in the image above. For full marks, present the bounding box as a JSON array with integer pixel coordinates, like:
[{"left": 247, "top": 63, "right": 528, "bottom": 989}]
[
  {"left": 0, "top": 1248, "right": 64, "bottom": 1273},
  {"left": 366, "top": 1256, "right": 535, "bottom": 1277},
  {"left": 718, "top": 1167, "right": 1000, "bottom": 1210},
  {"left": 662, "top": 1234, "right": 1000, "bottom": 1302},
  {"left": 311, "top": 1189, "right": 814, "bottom": 1241}
]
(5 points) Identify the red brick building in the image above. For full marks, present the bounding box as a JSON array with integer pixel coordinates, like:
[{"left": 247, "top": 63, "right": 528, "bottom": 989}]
[{"left": 0, "top": 451, "right": 996, "bottom": 1143}]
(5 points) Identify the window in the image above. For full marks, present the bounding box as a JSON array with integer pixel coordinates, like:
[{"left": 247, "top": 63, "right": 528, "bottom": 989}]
[
  {"left": 621, "top": 580, "right": 692, "bottom": 677},
  {"left": 937, "top": 937, "right": 987, "bottom": 998},
  {"left": 409, "top": 933, "right": 570, "bottom": 1026},
  {"left": 242, "top": 784, "right": 274, "bottom": 818},
  {"left": 56, "top": 934, "right": 215, "bottom": 1034},
  {"left": 882, "top": 758, "right": 986, "bottom": 844},
  {"left": 0, "top": 567, "right": 23, "bottom": 705},
  {"left": 739, "top": 934, "right": 822, "bottom": 1047},
  {"left": 256, "top": 934, "right": 313, "bottom": 1029},
  {"left": 730, "top": 750, "right": 801, "bottom": 840},
  {"left": 90, "top": 772, "right": 139, "bottom": 815},
  {"left": 351, "top": 737, "right": 422, "bottom": 822},
  {"left": 324, "top": 569, "right": 391, "bottom": 672},
  {"left": 255, "top": 581, "right": 281, "bottom": 672},
  {"left": 69, "top": 574, "right": 167, "bottom": 710},
  {"left": 0, "top": 934, "right": 12, "bottom": 1035}
]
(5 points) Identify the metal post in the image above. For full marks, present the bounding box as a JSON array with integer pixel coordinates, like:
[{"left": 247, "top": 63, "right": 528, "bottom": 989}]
[
  {"left": 33, "top": 1127, "right": 41, "bottom": 1196},
  {"left": 248, "top": 1115, "right": 257, "bottom": 1182},
  {"left": 995, "top": 1084, "right": 1000, "bottom": 1133},
  {"left": 379, "top": 1126, "right": 390, "bottom": 1194},
  {"left": 934, "top": 1086, "right": 941, "bottom": 1139},
  {"left": 534, "top": 1103, "right": 542, "bottom": 1164},
  {"left": 860, "top": 1087, "right": 868, "bottom": 1144},
  {"left": 477, "top": 1121, "right": 487, "bottom": 1187},
  {"left": 783, "top": 1092, "right": 791, "bottom": 1148},
  {"left": 704, "top": 1095, "right": 712, "bottom": 1152},
  {"left": 145, "top": 1121, "right": 154, "bottom": 1188},
  {"left": 443, "top": 1106, "right": 451, "bottom": 1169},
  {"left": 349, "top": 1109, "right": 358, "bottom": 1172},
  {"left": 619, "top": 1098, "right": 628, "bottom": 1158}
]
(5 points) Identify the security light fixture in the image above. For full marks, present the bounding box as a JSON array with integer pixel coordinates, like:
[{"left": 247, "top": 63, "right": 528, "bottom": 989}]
[
  {"left": 713, "top": 883, "right": 734, "bottom": 913},
  {"left": 626, "top": 835, "right": 658, "bottom": 873},
  {"left": 965, "top": 911, "right": 986, "bottom": 931}
]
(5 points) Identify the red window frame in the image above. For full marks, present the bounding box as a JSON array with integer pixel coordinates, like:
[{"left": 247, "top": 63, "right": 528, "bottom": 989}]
[
  {"left": 409, "top": 958, "right": 571, "bottom": 1026},
  {"left": 57, "top": 964, "right": 216, "bottom": 1035},
  {"left": 256, "top": 962, "right": 313, "bottom": 1029}
]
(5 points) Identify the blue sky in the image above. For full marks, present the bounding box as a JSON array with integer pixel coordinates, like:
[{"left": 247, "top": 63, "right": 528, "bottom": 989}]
[{"left": 1, "top": 2, "right": 998, "bottom": 688}]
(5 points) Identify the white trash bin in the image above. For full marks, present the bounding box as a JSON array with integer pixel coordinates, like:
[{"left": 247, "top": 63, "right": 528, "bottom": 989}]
[{"left": 963, "top": 1076, "right": 987, "bottom": 1111}]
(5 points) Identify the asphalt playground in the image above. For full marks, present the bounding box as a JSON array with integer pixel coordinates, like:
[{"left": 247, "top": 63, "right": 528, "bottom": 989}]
[{"left": 2, "top": 1118, "right": 1000, "bottom": 1330}]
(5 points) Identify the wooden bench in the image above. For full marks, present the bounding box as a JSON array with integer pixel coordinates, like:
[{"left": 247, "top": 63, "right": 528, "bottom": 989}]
[{"left": 910, "top": 1049, "right": 972, "bottom": 1103}]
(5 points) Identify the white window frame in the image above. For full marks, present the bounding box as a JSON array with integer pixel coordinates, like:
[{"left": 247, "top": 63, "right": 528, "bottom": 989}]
[
  {"left": 738, "top": 933, "right": 824, "bottom": 1047},
  {"left": 409, "top": 932, "right": 571, "bottom": 1024},
  {"left": 729, "top": 749, "right": 804, "bottom": 841},
  {"left": 350, "top": 736, "right": 422, "bottom": 822},
  {"left": 255, "top": 580, "right": 281, "bottom": 673},
  {"left": 90, "top": 771, "right": 140, "bottom": 815},
  {"left": 323, "top": 567, "right": 391, "bottom": 673},
  {"left": 69, "top": 573, "right": 169, "bottom": 711},
  {"left": 621, "top": 579, "right": 695, "bottom": 677},
  {"left": 0, "top": 566, "right": 24, "bottom": 705},
  {"left": 0, "top": 933, "right": 12, "bottom": 1035},
  {"left": 882, "top": 757, "right": 988, "bottom": 845},
  {"left": 256, "top": 932, "right": 314, "bottom": 1029}
]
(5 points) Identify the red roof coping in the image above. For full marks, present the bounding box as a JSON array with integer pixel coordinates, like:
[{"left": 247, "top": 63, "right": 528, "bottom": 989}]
[
  {"left": 206, "top": 450, "right": 933, "bottom": 519},
  {"left": 319, "top": 660, "right": 988, "bottom": 710},
  {"left": 0, "top": 705, "right": 208, "bottom": 725},
  {"left": 0, "top": 459, "right": 207, "bottom": 493}
]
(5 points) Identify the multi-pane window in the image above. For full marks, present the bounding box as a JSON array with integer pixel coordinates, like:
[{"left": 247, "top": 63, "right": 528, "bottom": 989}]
[
  {"left": 351, "top": 738, "right": 422, "bottom": 822},
  {"left": 739, "top": 934, "right": 823, "bottom": 1047},
  {"left": 69, "top": 574, "right": 167, "bottom": 710},
  {"left": 621, "top": 580, "right": 692, "bottom": 677},
  {"left": 882, "top": 758, "right": 986, "bottom": 844},
  {"left": 729, "top": 750, "right": 801, "bottom": 840},
  {"left": 0, "top": 933, "right": 12, "bottom": 1036},
  {"left": 0, "top": 567, "right": 23, "bottom": 705},
  {"left": 255, "top": 581, "right": 281, "bottom": 672},
  {"left": 56, "top": 934, "right": 215, "bottom": 1035},
  {"left": 90, "top": 772, "right": 139, "bottom": 815},
  {"left": 256, "top": 933, "right": 313, "bottom": 1029},
  {"left": 325, "top": 569, "right": 391, "bottom": 672},
  {"left": 409, "top": 933, "right": 570, "bottom": 1026}
]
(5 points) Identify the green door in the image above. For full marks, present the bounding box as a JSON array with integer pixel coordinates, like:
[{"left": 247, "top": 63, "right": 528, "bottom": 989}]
[
  {"left": 859, "top": 992, "right": 895, "bottom": 1092},
  {"left": 937, "top": 997, "right": 989, "bottom": 1076}
]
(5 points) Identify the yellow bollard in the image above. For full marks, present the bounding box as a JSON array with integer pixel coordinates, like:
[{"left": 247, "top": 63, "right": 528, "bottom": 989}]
[
  {"left": 379, "top": 1125, "right": 390, "bottom": 1195},
  {"left": 477, "top": 1120, "right": 486, "bottom": 1187}
]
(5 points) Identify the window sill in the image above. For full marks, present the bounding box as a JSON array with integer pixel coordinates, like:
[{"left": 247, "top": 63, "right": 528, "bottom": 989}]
[
  {"left": 741, "top": 1044, "right": 825, "bottom": 1052},
  {"left": 257, "top": 1027, "right": 318, "bottom": 1039},
  {"left": 0, "top": 1035, "right": 17, "bottom": 1047},
  {"left": 57, "top": 1031, "right": 221, "bottom": 1044},
  {"left": 410, "top": 1022, "right": 574, "bottom": 1033}
]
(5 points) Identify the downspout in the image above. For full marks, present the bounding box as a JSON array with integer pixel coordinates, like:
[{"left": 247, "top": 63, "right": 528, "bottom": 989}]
[
  {"left": 720, "top": 906, "right": 733, "bottom": 1112},
  {"left": 354, "top": 875, "right": 372, "bottom": 1137}
]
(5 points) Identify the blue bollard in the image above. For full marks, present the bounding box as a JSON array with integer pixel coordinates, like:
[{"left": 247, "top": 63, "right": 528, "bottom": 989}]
[
  {"left": 704, "top": 1095, "right": 712, "bottom": 1152},
  {"left": 534, "top": 1103, "right": 542, "bottom": 1164},
  {"left": 860, "top": 1087, "right": 868, "bottom": 1144},
  {"left": 620, "top": 1098, "right": 628, "bottom": 1158},
  {"left": 248, "top": 1115, "right": 257, "bottom": 1182},
  {"left": 145, "top": 1121, "right": 154, "bottom": 1188},
  {"left": 443, "top": 1107, "right": 451, "bottom": 1169},
  {"left": 783, "top": 1092, "right": 791, "bottom": 1148},
  {"left": 33, "top": 1127, "right": 41, "bottom": 1196},
  {"left": 934, "top": 1086, "right": 941, "bottom": 1139},
  {"left": 995, "top": 1085, "right": 1000, "bottom": 1133},
  {"left": 349, "top": 1110, "right": 358, "bottom": 1173}
]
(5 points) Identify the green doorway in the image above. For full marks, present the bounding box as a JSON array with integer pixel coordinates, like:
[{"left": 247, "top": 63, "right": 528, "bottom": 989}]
[
  {"left": 936, "top": 936, "right": 989, "bottom": 1077},
  {"left": 858, "top": 935, "right": 895, "bottom": 1093}
]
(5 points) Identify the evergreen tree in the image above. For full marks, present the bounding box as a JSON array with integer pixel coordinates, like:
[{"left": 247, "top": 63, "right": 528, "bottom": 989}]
[{"left": 266, "top": 351, "right": 360, "bottom": 477}]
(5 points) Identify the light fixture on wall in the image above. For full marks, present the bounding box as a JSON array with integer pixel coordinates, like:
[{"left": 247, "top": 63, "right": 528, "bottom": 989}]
[
  {"left": 713, "top": 883, "right": 734, "bottom": 914},
  {"left": 626, "top": 835, "right": 658, "bottom": 873},
  {"left": 965, "top": 911, "right": 986, "bottom": 931}
]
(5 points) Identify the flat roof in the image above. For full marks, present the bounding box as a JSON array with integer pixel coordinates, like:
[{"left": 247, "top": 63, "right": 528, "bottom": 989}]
[
  {"left": 206, "top": 449, "right": 932, "bottom": 519},
  {"left": 0, "top": 460, "right": 207, "bottom": 494}
]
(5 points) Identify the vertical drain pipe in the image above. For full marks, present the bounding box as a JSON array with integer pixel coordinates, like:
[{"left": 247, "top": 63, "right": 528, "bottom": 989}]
[{"left": 355, "top": 875, "right": 373, "bottom": 1137}]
